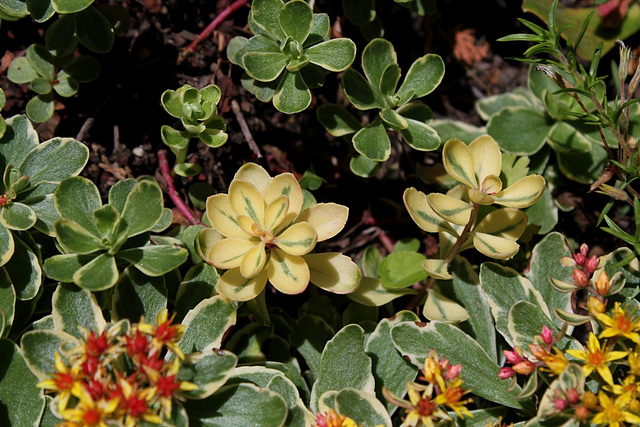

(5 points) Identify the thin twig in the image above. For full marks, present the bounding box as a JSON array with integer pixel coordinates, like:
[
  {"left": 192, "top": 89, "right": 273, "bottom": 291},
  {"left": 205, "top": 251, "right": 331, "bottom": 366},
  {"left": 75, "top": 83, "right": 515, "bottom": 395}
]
[
  {"left": 177, "top": 0, "right": 250, "bottom": 65},
  {"left": 231, "top": 99, "right": 262, "bottom": 158},
  {"left": 76, "top": 117, "right": 94, "bottom": 141},
  {"left": 158, "top": 149, "right": 204, "bottom": 226}
]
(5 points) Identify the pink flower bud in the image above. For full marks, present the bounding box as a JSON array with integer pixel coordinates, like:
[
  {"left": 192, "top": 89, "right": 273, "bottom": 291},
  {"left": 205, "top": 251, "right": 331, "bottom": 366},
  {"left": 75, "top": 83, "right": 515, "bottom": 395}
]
[
  {"left": 572, "top": 253, "right": 586, "bottom": 266},
  {"left": 498, "top": 367, "right": 514, "bottom": 379},
  {"left": 445, "top": 364, "right": 462, "bottom": 380},
  {"left": 571, "top": 268, "right": 589, "bottom": 287},
  {"left": 566, "top": 388, "right": 580, "bottom": 405},
  {"left": 541, "top": 325, "right": 554, "bottom": 345},
  {"left": 503, "top": 349, "right": 522, "bottom": 365},
  {"left": 529, "top": 344, "right": 548, "bottom": 360},
  {"left": 584, "top": 255, "right": 598, "bottom": 274},
  {"left": 554, "top": 398, "right": 567, "bottom": 412},
  {"left": 579, "top": 243, "right": 589, "bottom": 257}
]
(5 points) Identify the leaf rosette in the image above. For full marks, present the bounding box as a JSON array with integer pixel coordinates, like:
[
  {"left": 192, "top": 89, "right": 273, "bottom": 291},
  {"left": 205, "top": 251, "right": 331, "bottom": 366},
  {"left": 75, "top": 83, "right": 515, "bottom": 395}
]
[{"left": 201, "top": 163, "right": 361, "bottom": 301}]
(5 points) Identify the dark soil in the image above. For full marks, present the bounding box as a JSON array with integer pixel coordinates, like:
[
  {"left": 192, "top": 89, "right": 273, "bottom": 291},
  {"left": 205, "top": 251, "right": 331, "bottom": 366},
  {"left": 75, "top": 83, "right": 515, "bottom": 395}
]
[{"left": 0, "top": 0, "right": 629, "bottom": 268}]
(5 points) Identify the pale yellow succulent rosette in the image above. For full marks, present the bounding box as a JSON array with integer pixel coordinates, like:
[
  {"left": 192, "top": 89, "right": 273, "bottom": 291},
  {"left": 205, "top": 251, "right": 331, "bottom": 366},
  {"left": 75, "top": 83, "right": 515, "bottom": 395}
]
[
  {"left": 404, "top": 135, "right": 546, "bottom": 278},
  {"left": 202, "top": 163, "right": 361, "bottom": 301}
]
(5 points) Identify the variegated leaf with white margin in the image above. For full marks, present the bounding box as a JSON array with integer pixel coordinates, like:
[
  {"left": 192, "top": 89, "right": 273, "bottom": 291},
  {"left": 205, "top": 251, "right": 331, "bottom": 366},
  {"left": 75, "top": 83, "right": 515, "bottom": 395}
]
[
  {"left": 318, "top": 388, "right": 392, "bottom": 427},
  {"left": 111, "top": 266, "right": 167, "bottom": 322},
  {"left": 472, "top": 232, "right": 520, "bottom": 260},
  {"left": 233, "top": 162, "right": 272, "bottom": 193},
  {"left": 217, "top": 267, "right": 269, "bottom": 301},
  {"left": 468, "top": 134, "right": 502, "bottom": 184},
  {"left": 177, "top": 350, "right": 238, "bottom": 400},
  {"left": 403, "top": 187, "right": 457, "bottom": 235},
  {"left": 52, "top": 282, "right": 105, "bottom": 340},
  {"left": 422, "top": 258, "right": 453, "bottom": 279},
  {"left": 268, "top": 248, "right": 310, "bottom": 294},
  {"left": 364, "top": 310, "right": 419, "bottom": 415},
  {"left": 427, "top": 193, "right": 473, "bottom": 226},
  {"left": 177, "top": 295, "right": 236, "bottom": 356},
  {"left": 20, "top": 329, "right": 79, "bottom": 380},
  {"left": 493, "top": 174, "right": 545, "bottom": 209},
  {"left": 442, "top": 138, "right": 477, "bottom": 188},
  {"left": 423, "top": 288, "right": 469, "bottom": 323},
  {"left": 310, "top": 323, "right": 375, "bottom": 413},
  {"left": 347, "top": 277, "right": 416, "bottom": 307},
  {"left": 296, "top": 203, "right": 348, "bottom": 242},
  {"left": 206, "top": 193, "right": 251, "bottom": 239},
  {"left": 305, "top": 252, "right": 362, "bottom": 294},
  {"left": 229, "top": 180, "right": 266, "bottom": 228},
  {"left": 479, "top": 262, "right": 552, "bottom": 348}
]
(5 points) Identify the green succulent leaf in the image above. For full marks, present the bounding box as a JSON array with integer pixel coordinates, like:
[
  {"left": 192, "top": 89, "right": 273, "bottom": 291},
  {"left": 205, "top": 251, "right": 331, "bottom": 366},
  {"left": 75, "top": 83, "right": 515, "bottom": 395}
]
[
  {"left": 21, "top": 137, "right": 89, "bottom": 186},
  {"left": 45, "top": 15, "right": 79, "bottom": 56},
  {"left": 487, "top": 107, "right": 553, "bottom": 155},
  {"left": 178, "top": 295, "right": 237, "bottom": 355},
  {"left": 379, "top": 107, "right": 408, "bottom": 130},
  {"left": 289, "top": 314, "right": 334, "bottom": 377},
  {"left": 361, "top": 38, "right": 397, "bottom": 91},
  {"left": 20, "top": 329, "right": 78, "bottom": 379},
  {"left": 305, "top": 38, "right": 356, "bottom": 72},
  {"left": 397, "top": 53, "right": 445, "bottom": 101},
  {"left": 349, "top": 155, "right": 380, "bottom": 178},
  {"left": 316, "top": 104, "right": 361, "bottom": 137},
  {"left": 249, "top": 0, "right": 286, "bottom": 41},
  {"left": 52, "top": 282, "right": 106, "bottom": 339},
  {"left": 378, "top": 251, "right": 428, "bottom": 289},
  {"left": 0, "top": 339, "right": 45, "bottom": 426},
  {"left": 178, "top": 350, "right": 238, "bottom": 400},
  {"left": 43, "top": 253, "right": 94, "bottom": 283},
  {"left": 0, "top": 115, "right": 39, "bottom": 168},
  {"left": 352, "top": 120, "right": 390, "bottom": 161},
  {"left": 26, "top": 44, "right": 55, "bottom": 81},
  {"left": 556, "top": 143, "right": 608, "bottom": 183},
  {"left": 6, "top": 234, "right": 41, "bottom": 300},
  {"left": 273, "top": 70, "right": 311, "bottom": 114},
  {"left": 53, "top": 74, "right": 80, "bottom": 97},
  {"left": 63, "top": 55, "right": 101, "bottom": 83},
  {"left": 30, "top": 77, "right": 52, "bottom": 95},
  {"left": 51, "top": 0, "right": 93, "bottom": 14},
  {"left": 304, "top": 12, "right": 330, "bottom": 46},
  {"left": 319, "top": 388, "right": 393, "bottom": 427},
  {"left": 116, "top": 179, "right": 163, "bottom": 238},
  {"left": 341, "top": 68, "right": 385, "bottom": 110},
  {"left": 54, "top": 176, "right": 102, "bottom": 236},
  {"left": 0, "top": 202, "right": 36, "bottom": 230},
  {"left": 279, "top": 0, "right": 312, "bottom": 44},
  {"left": 72, "top": 252, "right": 119, "bottom": 291},
  {"left": 116, "top": 245, "right": 189, "bottom": 276},
  {"left": 7, "top": 57, "right": 38, "bottom": 84},
  {"left": 26, "top": 93, "right": 54, "bottom": 123},
  {"left": 74, "top": 5, "right": 115, "bottom": 53},
  {"left": 0, "top": 269, "right": 15, "bottom": 336},
  {"left": 111, "top": 266, "right": 167, "bottom": 322}
]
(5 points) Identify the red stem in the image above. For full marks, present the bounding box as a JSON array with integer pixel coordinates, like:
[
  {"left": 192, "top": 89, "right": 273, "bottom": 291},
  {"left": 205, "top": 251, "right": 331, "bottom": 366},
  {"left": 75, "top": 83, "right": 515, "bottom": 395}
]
[
  {"left": 158, "top": 149, "right": 204, "bottom": 226},
  {"left": 178, "top": 0, "right": 250, "bottom": 64}
]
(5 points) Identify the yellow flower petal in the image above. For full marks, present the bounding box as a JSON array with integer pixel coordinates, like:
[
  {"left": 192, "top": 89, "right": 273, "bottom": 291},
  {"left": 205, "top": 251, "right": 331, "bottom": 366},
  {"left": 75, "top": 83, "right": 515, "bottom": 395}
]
[
  {"left": 274, "top": 222, "right": 317, "bottom": 255},
  {"left": 239, "top": 242, "right": 267, "bottom": 278},
  {"left": 205, "top": 194, "right": 250, "bottom": 238},
  {"left": 233, "top": 162, "right": 272, "bottom": 193},
  {"left": 229, "top": 180, "right": 265, "bottom": 228},
  {"left": 267, "top": 248, "right": 310, "bottom": 294},
  {"left": 305, "top": 252, "right": 362, "bottom": 294},
  {"left": 295, "top": 203, "right": 348, "bottom": 242},
  {"left": 207, "top": 238, "right": 257, "bottom": 269},
  {"left": 493, "top": 175, "right": 545, "bottom": 208},
  {"left": 442, "top": 138, "right": 477, "bottom": 188},
  {"left": 468, "top": 134, "right": 502, "bottom": 184},
  {"left": 216, "top": 268, "right": 269, "bottom": 301},
  {"left": 427, "top": 193, "right": 473, "bottom": 226}
]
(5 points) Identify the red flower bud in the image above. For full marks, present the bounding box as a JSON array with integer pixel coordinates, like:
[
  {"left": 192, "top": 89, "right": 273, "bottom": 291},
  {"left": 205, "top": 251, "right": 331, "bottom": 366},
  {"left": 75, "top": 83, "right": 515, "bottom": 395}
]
[
  {"left": 554, "top": 398, "right": 567, "bottom": 412},
  {"left": 512, "top": 360, "right": 535, "bottom": 375},
  {"left": 541, "top": 325, "right": 554, "bottom": 346},
  {"left": 566, "top": 388, "right": 580, "bottom": 405},
  {"left": 498, "top": 367, "right": 514, "bottom": 379},
  {"left": 529, "top": 344, "right": 548, "bottom": 360},
  {"left": 584, "top": 255, "right": 598, "bottom": 274},
  {"left": 503, "top": 349, "right": 522, "bottom": 364},
  {"left": 573, "top": 252, "right": 586, "bottom": 266},
  {"left": 571, "top": 268, "right": 589, "bottom": 287}
]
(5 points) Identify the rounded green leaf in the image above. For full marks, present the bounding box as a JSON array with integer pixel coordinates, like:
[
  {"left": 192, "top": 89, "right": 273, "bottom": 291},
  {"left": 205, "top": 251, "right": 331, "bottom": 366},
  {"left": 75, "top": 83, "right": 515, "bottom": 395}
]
[
  {"left": 52, "top": 75, "right": 79, "bottom": 97},
  {"left": 279, "top": 0, "right": 312, "bottom": 44},
  {"left": 111, "top": 266, "right": 167, "bottom": 322},
  {"left": 273, "top": 71, "right": 311, "bottom": 114},
  {"left": 54, "top": 219, "right": 104, "bottom": 253},
  {"left": 342, "top": 0, "right": 376, "bottom": 25},
  {"left": 397, "top": 53, "right": 445, "bottom": 101},
  {"left": 116, "top": 245, "right": 189, "bottom": 276},
  {"left": 26, "top": 93, "right": 54, "bottom": 123},
  {"left": 378, "top": 251, "right": 428, "bottom": 289},
  {"left": 26, "top": 44, "right": 55, "bottom": 80},
  {"left": 304, "top": 13, "right": 330, "bottom": 46},
  {"left": 62, "top": 55, "right": 101, "bottom": 83},
  {"left": 52, "top": 0, "right": 93, "bottom": 13},
  {"left": 249, "top": 0, "right": 286, "bottom": 41},
  {"left": 379, "top": 107, "right": 407, "bottom": 130},
  {"left": 0, "top": 269, "right": 15, "bottom": 337},
  {"left": 0, "top": 339, "right": 45, "bottom": 426},
  {"left": 341, "top": 68, "right": 385, "bottom": 110},
  {"left": 487, "top": 107, "right": 553, "bottom": 155},
  {"left": 361, "top": 38, "right": 397, "bottom": 90},
  {"left": 74, "top": 5, "right": 115, "bottom": 53},
  {"left": 178, "top": 350, "right": 238, "bottom": 399},
  {"left": 5, "top": 234, "right": 41, "bottom": 300},
  {"left": 349, "top": 155, "right": 380, "bottom": 178},
  {"left": 0, "top": 115, "right": 39, "bottom": 168},
  {"left": 54, "top": 176, "right": 102, "bottom": 236},
  {"left": 352, "top": 121, "right": 390, "bottom": 161},
  {"left": 316, "top": 104, "right": 361, "bottom": 137},
  {"left": 556, "top": 143, "right": 608, "bottom": 183},
  {"left": 116, "top": 179, "right": 163, "bottom": 237},
  {"left": 7, "top": 57, "right": 38, "bottom": 84},
  {"left": 305, "top": 38, "right": 356, "bottom": 72},
  {"left": 243, "top": 49, "right": 289, "bottom": 82},
  {"left": 20, "top": 329, "right": 79, "bottom": 379},
  {"left": 72, "top": 252, "right": 119, "bottom": 291},
  {"left": 45, "top": 15, "right": 79, "bottom": 56},
  {"left": 227, "top": 36, "right": 248, "bottom": 65},
  {"left": 178, "top": 295, "right": 237, "bottom": 355},
  {"left": 0, "top": 202, "right": 36, "bottom": 230},
  {"left": 43, "top": 253, "right": 92, "bottom": 283},
  {"left": 30, "top": 77, "right": 52, "bottom": 95}
]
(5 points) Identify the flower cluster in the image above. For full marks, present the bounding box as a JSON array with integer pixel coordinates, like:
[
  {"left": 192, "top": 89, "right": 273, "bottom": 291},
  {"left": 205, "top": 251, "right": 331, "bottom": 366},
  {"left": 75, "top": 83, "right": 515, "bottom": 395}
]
[
  {"left": 201, "top": 162, "right": 361, "bottom": 301},
  {"left": 314, "top": 408, "right": 358, "bottom": 427},
  {"left": 385, "top": 350, "right": 473, "bottom": 426},
  {"left": 38, "top": 310, "right": 197, "bottom": 427}
]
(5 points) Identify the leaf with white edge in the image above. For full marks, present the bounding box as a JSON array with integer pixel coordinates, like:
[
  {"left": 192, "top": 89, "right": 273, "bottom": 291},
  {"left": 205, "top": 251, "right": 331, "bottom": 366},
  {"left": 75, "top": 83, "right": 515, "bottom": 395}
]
[
  {"left": 473, "top": 208, "right": 528, "bottom": 241},
  {"left": 51, "top": 0, "right": 92, "bottom": 14},
  {"left": 556, "top": 142, "right": 609, "bottom": 184},
  {"left": 352, "top": 120, "right": 390, "bottom": 161},
  {"left": 20, "top": 329, "right": 79, "bottom": 379},
  {"left": 422, "top": 258, "right": 452, "bottom": 279},
  {"left": 479, "top": 262, "right": 552, "bottom": 347},
  {"left": 116, "top": 245, "right": 189, "bottom": 277},
  {"left": 111, "top": 266, "right": 167, "bottom": 322},
  {"left": 0, "top": 339, "right": 45, "bottom": 427},
  {"left": 403, "top": 187, "right": 456, "bottom": 234},
  {"left": 493, "top": 175, "right": 545, "bottom": 209},
  {"left": 177, "top": 350, "right": 238, "bottom": 400},
  {"left": 364, "top": 311, "right": 419, "bottom": 414},
  {"left": 175, "top": 263, "right": 219, "bottom": 322},
  {"left": 361, "top": 38, "right": 396, "bottom": 90},
  {"left": 296, "top": 203, "right": 348, "bottom": 242},
  {"left": 537, "top": 364, "right": 585, "bottom": 422},
  {"left": 178, "top": 295, "right": 236, "bottom": 355},
  {"left": 305, "top": 252, "right": 362, "bottom": 294},
  {"left": 349, "top": 155, "right": 380, "bottom": 178},
  {"left": 310, "top": 324, "right": 375, "bottom": 413},
  {"left": 379, "top": 107, "right": 408, "bottom": 130},
  {"left": 472, "top": 232, "right": 520, "bottom": 259},
  {"left": 306, "top": 38, "right": 356, "bottom": 72},
  {"left": 487, "top": 107, "right": 552, "bottom": 155},
  {"left": 316, "top": 104, "right": 361, "bottom": 137},
  {"left": 0, "top": 271, "right": 15, "bottom": 337},
  {"left": 524, "top": 232, "right": 574, "bottom": 330},
  {"left": 399, "top": 116, "right": 441, "bottom": 152},
  {"left": 423, "top": 288, "right": 470, "bottom": 323},
  {"left": 289, "top": 314, "right": 334, "bottom": 377},
  {"left": 437, "top": 256, "right": 497, "bottom": 362},
  {"left": 242, "top": 50, "right": 289, "bottom": 82},
  {"left": 249, "top": 0, "right": 286, "bottom": 41},
  {"left": 19, "top": 138, "right": 88, "bottom": 186},
  {"left": 72, "top": 252, "right": 119, "bottom": 291},
  {"left": 397, "top": 54, "right": 445, "bottom": 101},
  {"left": 117, "top": 180, "right": 164, "bottom": 238},
  {"left": 427, "top": 193, "right": 473, "bottom": 226},
  {"left": 108, "top": 178, "right": 137, "bottom": 212},
  {"left": 554, "top": 308, "right": 592, "bottom": 326},
  {"left": 378, "top": 251, "right": 427, "bottom": 289},
  {"left": 341, "top": 68, "right": 385, "bottom": 111},
  {"left": 391, "top": 321, "right": 529, "bottom": 409},
  {"left": 6, "top": 234, "right": 41, "bottom": 300},
  {"left": 54, "top": 219, "right": 104, "bottom": 254},
  {"left": 0, "top": 115, "right": 39, "bottom": 168},
  {"left": 43, "top": 253, "right": 94, "bottom": 283},
  {"left": 54, "top": 177, "right": 102, "bottom": 236},
  {"left": 273, "top": 70, "right": 311, "bottom": 114},
  {"left": 476, "top": 92, "right": 535, "bottom": 121},
  {"left": 0, "top": 201, "right": 36, "bottom": 231},
  {"left": 183, "top": 383, "right": 288, "bottom": 427},
  {"left": 347, "top": 277, "right": 416, "bottom": 307},
  {"left": 52, "top": 282, "right": 105, "bottom": 339},
  {"left": 548, "top": 121, "right": 592, "bottom": 153},
  {"left": 318, "top": 388, "right": 392, "bottom": 427},
  {"left": 279, "top": 0, "right": 312, "bottom": 43}
]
